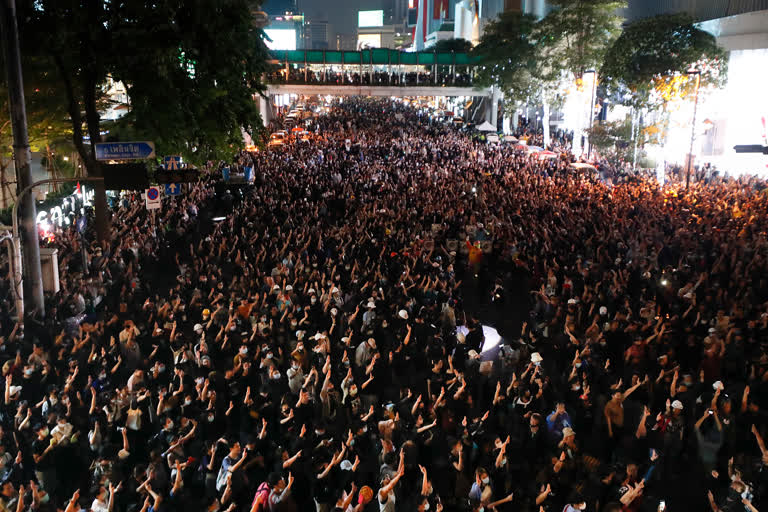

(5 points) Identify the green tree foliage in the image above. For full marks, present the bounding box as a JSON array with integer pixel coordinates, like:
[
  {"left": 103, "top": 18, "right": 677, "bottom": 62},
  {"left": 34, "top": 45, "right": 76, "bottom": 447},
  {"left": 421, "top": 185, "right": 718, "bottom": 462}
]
[
  {"left": 601, "top": 13, "right": 727, "bottom": 109},
  {"left": 430, "top": 38, "right": 473, "bottom": 53},
  {"left": 16, "top": 0, "right": 270, "bottom": 239},
  {"left": 19, "top": 0, "right": 270, "bottom": 167},
  {"left": 535, "top": 0, "right": 625, "bottom": 79},
  {"left": 585, "top": 117, "right": 633, "bottom": 159},
  {"left": 107, "top": 0, "right": 272, "bottom": 162},
  {"left": 0, "top": 56, "right": 73, "bottom": 204},
  {"left": 472, "top": 11, "right": 538, "bottom": 108}
]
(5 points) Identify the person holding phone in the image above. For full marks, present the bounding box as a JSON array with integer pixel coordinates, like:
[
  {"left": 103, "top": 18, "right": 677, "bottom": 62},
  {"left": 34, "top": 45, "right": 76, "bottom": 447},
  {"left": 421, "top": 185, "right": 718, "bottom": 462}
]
[{"left": 695, "top": 407, "right": 723, "bottom": 474}]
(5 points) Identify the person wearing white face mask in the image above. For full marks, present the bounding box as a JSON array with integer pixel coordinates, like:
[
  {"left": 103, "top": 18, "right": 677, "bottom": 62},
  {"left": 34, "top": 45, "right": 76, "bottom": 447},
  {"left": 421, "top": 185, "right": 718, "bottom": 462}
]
[{"left": 469, "top": 468, "right": 493, "bottom": 504}]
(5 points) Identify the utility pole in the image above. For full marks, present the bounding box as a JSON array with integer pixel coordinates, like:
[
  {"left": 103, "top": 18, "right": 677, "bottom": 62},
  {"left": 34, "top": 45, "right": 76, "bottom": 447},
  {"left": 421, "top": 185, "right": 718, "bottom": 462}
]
[
  {"left": 686, "top": 68, "right": 701, "bottom": 191},
  {"left": 0, "top": 0, "right": 45, "bottom": 318}
]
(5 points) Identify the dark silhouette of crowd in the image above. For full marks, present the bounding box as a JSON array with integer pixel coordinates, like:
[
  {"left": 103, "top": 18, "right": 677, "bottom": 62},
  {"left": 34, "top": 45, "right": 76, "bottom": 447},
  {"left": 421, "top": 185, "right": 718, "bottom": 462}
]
[
  {"left": 266, "top": 69, "right": 473, "bottom": 87},
  {"left": 0, "top": 98, "right": 766, "bottom": 512}
]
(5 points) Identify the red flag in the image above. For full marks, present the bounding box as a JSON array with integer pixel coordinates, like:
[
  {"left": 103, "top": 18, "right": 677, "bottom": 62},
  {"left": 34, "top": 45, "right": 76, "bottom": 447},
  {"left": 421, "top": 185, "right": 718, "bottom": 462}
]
[{"left": 76, "top": 181, "right": 81, "bottom": 194}]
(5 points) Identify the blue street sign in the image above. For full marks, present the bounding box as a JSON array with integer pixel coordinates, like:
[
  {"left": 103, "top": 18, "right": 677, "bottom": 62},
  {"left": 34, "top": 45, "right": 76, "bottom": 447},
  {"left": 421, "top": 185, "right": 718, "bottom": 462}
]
[
  {"left": 95, "top": 142, "right": 155, "bottom": 161},
  {"left": 165, "top": 183, "right": 181, "bottom": 196},
  {"left": 164, "top": 155, "right": 182, "bottom": 170}
]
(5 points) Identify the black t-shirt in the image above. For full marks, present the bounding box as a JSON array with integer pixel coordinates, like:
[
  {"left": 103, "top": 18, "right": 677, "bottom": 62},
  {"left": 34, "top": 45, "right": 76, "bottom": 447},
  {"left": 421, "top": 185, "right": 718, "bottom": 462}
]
[{"left": 32, "top": 438, "right": 54, "bottom": 470}]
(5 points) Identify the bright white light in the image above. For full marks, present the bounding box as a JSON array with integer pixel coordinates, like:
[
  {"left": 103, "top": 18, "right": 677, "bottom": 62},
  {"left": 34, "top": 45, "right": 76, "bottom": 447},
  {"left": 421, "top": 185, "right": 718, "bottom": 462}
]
[
  {"left": 456, "top": 324, "right": 503, "bottom": 353},
  {"left": 661, "top": 279, "right": 669, "bottom": 286},
  {"left": 357, "top": 33, "right": 381, "bottom": 49},
  {"left": 481, "top": 325, "right": 502, "bottom": 353},
  {"left": 212, "top": 216, "right": 227, "bottom": 222},
  {"left": 264, "top": 29, "right": 296, "bottom": 50},
  {"left": 358, "top": 10, "right": 384, "bottom": 27}
]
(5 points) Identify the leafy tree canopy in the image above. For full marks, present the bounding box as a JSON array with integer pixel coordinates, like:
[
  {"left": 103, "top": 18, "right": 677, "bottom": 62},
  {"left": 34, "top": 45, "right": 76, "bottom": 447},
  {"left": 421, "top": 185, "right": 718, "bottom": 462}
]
[
  {"left": 535, "top": 0, "right": 626, "bottom": 79},
  {"left": 601, "top": 13, "right": 727, "bottom": 108},
  {"left": 430, "top": 38, "right": 473, "bottom": 53},
  {"left": 472, "top": 11, "right": 539, "bottom": 107},
  {"left": 17, "top": 0, "right": 271, "bottom": 167}
]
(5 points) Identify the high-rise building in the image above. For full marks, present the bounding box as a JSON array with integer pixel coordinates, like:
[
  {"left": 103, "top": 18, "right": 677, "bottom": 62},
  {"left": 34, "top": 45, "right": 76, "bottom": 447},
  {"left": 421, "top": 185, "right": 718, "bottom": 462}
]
[
  {"left": 304, "top": 19, "right": 331, "bottom": 49},
  {"left": 452, "top": 0, "right": 549, "bottom": 47},
  {"left": 392, "top": 0, "right": 410, "bottom": 24}
]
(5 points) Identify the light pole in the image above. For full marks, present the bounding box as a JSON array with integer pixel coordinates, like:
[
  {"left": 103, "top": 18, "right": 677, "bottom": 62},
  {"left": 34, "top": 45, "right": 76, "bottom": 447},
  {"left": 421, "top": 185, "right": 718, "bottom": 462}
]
[
  {"left": 686, "top": 67, "right": 701, "bottom": 191},
  {"left": 585, "top": 70, "right": 598, "bottom": 159},
  {"left": 0, "top": 0, "right": 44, "bottom": 318}
]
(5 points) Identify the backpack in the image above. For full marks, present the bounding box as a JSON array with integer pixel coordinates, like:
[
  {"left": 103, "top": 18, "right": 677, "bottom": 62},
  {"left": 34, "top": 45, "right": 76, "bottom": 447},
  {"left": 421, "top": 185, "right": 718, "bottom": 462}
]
[{"left": 250, "top": 482, "right": 271, "bottom": 512}]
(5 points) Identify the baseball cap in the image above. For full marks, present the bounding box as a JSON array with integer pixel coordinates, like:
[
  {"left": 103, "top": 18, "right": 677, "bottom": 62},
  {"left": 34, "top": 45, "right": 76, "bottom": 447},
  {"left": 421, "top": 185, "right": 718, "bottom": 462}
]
[
  {"left": 671, "top": 400, "right": 684, "bottom": 410},
  {"left": 193, "top": 324, "right": 203, "bottom": 333}
]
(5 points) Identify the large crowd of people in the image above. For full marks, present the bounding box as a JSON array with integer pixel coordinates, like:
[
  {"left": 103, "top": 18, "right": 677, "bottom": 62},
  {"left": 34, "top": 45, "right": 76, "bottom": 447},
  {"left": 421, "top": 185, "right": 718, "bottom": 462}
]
[
  {"left": 0, "top": 98, "right": 766, "bottom": 512},
  {"left": 266, "top": 69, "right": 474, "bottom": 87}
]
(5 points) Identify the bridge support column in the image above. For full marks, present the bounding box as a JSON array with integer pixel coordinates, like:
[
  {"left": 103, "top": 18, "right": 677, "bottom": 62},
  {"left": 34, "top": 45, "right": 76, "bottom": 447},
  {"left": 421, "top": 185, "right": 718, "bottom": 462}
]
[
  {"left": 259, "top": 95, "right": 273, "bottom": 125},
  {"left": 485, "top": 88, "right": 501, "bottom": 128}
]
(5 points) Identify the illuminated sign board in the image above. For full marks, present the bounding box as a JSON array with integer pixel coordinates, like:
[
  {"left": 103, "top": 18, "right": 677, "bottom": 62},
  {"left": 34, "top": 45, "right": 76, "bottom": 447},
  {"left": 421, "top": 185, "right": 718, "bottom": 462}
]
[
  {"left": 264, "top": 28, "right": 297, "bottom": 50},
  {"left": 358, "top": 34, "right": 382, "bottom": 49},
  {"left": 358, "top": 10, "right": 384, "bottom": 27},
  {"left": 36, "top": 187, "right": 95, "bottom": 228}
]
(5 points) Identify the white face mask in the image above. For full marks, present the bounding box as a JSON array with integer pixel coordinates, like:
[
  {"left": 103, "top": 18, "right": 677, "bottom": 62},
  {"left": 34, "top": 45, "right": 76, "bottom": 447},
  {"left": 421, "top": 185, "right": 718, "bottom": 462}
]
[{"left": 482, "top": 477, "right": 490, "bottom": 484}]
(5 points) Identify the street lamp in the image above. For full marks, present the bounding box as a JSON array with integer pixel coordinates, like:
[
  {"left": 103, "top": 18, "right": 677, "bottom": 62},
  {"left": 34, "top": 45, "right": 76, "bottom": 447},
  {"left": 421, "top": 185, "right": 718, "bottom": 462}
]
[{"left": 686, "top": 66, "right": 701, "bottom": 191}]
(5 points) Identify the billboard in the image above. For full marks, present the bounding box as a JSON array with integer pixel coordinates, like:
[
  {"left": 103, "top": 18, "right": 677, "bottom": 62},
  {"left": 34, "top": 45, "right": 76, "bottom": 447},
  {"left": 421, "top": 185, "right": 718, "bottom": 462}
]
[
  {"left": 264, "top": 28, "right": 297, "bottom": 50},
  {"left": 358, "top": 9, "right": 384, "bottom": 27},
  {"left": 357, "top": 33, "right": 382, "bottom": 49}
]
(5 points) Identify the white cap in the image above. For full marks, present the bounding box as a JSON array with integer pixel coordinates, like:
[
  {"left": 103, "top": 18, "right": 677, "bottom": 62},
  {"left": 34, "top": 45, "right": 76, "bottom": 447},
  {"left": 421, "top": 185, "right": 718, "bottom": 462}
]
[
  {"left": 671, "top": 400, "right": 684, "bottom": 410},
  {"left": 713, "top": 381, "right": 724, "bottom": 391},
  {"left": 285, "top": 285, "right": 293, "bottom": 291},
  {"left": 567, "top": 298, "right": 577, "bottom": 305},
  {"left": 339, "top": 460, "right": 353, "bottom": 471},
  {"left": 398, "top": 309, "right": 408, "bottom": 320},
  {"left": 331, "top": 287, "right": 339, "bottom": 294},
  {"left": 531, "top": 352, "right": 543, "bottom": 363},
  {"left": 366, "top": 301, "right": 376, "bottom": 309},
  {"left": 308, "top": 288, "right": 316, "bottom": 295},
  {"left": 599, "top": 306, "right": 608, "bottom": 316},
  {"left": 193, "top": 323, "right": 203, "bottom": 333}
]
